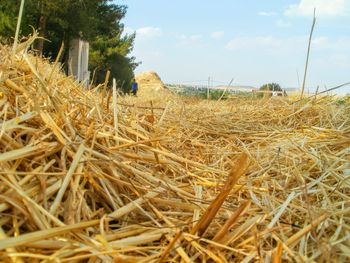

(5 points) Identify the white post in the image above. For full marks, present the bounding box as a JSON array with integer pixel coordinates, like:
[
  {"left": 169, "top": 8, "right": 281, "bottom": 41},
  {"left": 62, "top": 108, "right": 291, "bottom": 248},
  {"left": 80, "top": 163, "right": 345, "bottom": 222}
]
[{"left": 112, "top": 79, "right": 119, "bottom": 138}]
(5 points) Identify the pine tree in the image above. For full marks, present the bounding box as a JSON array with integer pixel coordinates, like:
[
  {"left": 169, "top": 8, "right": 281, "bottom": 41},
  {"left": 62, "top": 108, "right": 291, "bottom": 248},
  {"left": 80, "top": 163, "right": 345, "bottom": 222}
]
[{"left": 0, "top": 0, "right": 138, "bottom": 92}]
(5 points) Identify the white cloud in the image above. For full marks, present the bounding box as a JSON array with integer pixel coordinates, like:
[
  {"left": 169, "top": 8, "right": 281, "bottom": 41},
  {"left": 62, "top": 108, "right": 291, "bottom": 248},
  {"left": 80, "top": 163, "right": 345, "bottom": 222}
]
[
  {"left": 226, "top": 36, "right": 282, "bottom": 50},
  {"left": 176, "top": 34, "right": 202, "bottom": 46},
  {"left": 123, "top": 26, "right": 135, "bottom": 35},
  {"left": 311, "top": 36, "right": 350, "bottom": 51},
  {"left": 312, "top": 36, "right": 329, "bottom": 48},
  {"left": 121, "top": 27, "right": 136, "bottom": 38},
  {"left": 211, "top": 31, "right": 225, "bottom": 39},
  {"left": 134, "top": 50, "right": 163, "bottom": 59},
  {"left": 225, "top": 34, "right": 350, "bottom": 56},
  {"left": 285, "top": 0, "right": 349, "bottom": 17},
  {"left": 335, "top": 37, "right": 350, "bottom": 51},
  {"left": 182, "top": 34, "right": 201, "bottom": 41},
  {"left": 329, "top": 53, "right": 349, "bottom": 68},
  {"left": 258, "top": 11, "right": 277, "bottom": 16},
  {"left": 136, "top": 27, "right": 163, "bottom": 38},
  {"left": 276, "top": 19, "right": 292, "bottom": 28}
]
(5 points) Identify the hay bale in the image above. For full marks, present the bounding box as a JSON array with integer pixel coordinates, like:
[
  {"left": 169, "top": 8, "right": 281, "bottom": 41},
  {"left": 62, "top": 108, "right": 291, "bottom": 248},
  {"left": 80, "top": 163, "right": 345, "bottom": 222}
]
[{"left": 135, "top": 71, "right": 165, "bottom": 93}]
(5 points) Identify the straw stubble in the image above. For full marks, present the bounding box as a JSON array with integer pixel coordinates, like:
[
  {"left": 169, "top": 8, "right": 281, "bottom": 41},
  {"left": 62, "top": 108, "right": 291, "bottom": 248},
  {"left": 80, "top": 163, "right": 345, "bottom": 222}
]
[{"left": 0, "top": 41, "right": 349, "bottom": 262}]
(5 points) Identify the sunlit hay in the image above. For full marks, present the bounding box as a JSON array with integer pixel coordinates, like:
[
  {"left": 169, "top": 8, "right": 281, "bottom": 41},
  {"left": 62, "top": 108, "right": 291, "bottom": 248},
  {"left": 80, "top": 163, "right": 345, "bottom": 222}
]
[{"left": 0, "top": 41, "right": 349, "bottom": 262}]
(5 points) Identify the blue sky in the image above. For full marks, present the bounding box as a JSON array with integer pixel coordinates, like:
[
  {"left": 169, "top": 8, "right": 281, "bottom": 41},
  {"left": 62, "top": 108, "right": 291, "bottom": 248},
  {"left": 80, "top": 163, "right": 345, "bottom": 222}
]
[{"left": 118, "top": 0, "right": 350, "bottom": 93}]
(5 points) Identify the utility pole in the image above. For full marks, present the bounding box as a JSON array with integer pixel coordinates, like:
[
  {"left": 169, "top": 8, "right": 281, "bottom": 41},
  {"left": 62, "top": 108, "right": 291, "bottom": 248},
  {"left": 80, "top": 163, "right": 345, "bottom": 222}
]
[{"left": 207, "top": 77, "right": 210, "bottom": 100}]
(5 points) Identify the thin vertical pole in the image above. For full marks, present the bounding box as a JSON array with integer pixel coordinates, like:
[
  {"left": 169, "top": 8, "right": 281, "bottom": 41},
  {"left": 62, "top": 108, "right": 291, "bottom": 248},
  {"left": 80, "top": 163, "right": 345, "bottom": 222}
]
[
  {"left": 12, "top": 0, "right": 25, "bottom": 55},
  {"left": 207, "top": 77, "right": 210, "bottom": 100},
  {"left": 300, "top": 9, "right": 316, "bottom": 100},
  {"left": 112, "top": 79, "right": 119, "bottom": 139}
]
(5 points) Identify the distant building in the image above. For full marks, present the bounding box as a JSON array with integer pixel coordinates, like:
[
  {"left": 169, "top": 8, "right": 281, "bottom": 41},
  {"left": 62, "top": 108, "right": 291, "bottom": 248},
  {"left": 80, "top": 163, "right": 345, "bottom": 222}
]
[
  {"left": 283, "top": 87, "right": 299, "bottom": 93},
  {"left": 215, "top": 85, "right": 257, "bottom": 93}
]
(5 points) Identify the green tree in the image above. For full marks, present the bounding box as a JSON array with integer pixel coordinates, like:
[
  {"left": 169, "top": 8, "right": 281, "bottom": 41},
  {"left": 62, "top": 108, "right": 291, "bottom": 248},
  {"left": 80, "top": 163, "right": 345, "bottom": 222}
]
[
  {"left": 0, "top": 0, "right": 138, "bottom": 92},
  {"left": 87, "top": 3, "right": 139, "bottom": 91},
  {"left": 0, "top": 1, "right": 19, "bottom": 43},
  {"left": 90, "top": 37, "right": 137, "bottom": 92},
  {"left": 258, "top": 83, "right": 283, "bottom": 97}
]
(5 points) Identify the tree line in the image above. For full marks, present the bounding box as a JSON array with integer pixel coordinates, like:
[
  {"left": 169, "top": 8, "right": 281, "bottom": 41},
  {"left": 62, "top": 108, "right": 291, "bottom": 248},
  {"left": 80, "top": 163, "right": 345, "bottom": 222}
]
[{"left": 0, "top": 0, "right": 138, "bottom": 92}]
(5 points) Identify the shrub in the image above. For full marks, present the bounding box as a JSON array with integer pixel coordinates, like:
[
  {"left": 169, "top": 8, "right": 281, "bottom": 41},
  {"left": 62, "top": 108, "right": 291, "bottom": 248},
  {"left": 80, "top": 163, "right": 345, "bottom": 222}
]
[
  {"left": 179, "top": 88, "right": 228, "bottom": 100},
  {"left": 258, "top": 83, "right": 283, "bottom": 98},
  {"left": 207, "top": 89, "right": 228, "bottom": 100},
  {"left": 336, "top": 95, "right": 350, "bottom": 105}
]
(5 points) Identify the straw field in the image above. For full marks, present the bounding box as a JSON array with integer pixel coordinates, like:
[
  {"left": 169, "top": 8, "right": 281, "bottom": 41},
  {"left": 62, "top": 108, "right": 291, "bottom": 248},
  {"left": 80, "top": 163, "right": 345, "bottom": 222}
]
[{"left": 0, "top": 41, "right": 349, "bottom": 262}]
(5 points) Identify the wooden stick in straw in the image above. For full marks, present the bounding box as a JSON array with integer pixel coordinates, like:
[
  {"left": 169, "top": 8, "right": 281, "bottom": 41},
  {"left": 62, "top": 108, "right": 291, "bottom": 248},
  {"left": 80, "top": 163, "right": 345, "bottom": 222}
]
[
  {"left": 285, "top": 213, "right": 328, "bottom": 247},
  {"left": 157, "top": 101, "right": 171, "bottom": 127},
  {"left": 158, "top": 231, "right": 183, "bottom": 263},
  {"left": 212, "top": 200, "right": 251, "bottom": 242},
  {"left": 0, "top": 144, "right": 44, "bottom": 162},
  {"left": 300, "top": 8, "right": 316, "bottom": 100},
  {"left": 4, "top": 79, "right": 27, "bottom": 94},
  {"left": 104, "top": 70, "right": 110, "bottom": 89},
  {"left": 0, "top": 226, "right": 24, "bottom": 263},
  {"left": 272, "top": 241, "right": 283, "bottom": 263},
  {"left": 191, "top": 153, "right": 250, "bottom": 237},
  {"left": 267, "top": 191, "right": 297, "bottom": 229},
  {"left": 48, "top": 41, "right": 64, "bottom": 82},
  {"left": 294, "top": 81, "right": 350, "bottom": 104},
  {"left": 116, "top": 102, "right": 165, "bottom": 110},
  {"left": 108, "top": 187, "right": 164, "bottom": 218},
  {"left": 12, "top": 0, "right": 25, "bottom": 55},
  {"left": 112, "top": 78, "right": 119, "bottom": 137},
  {"left": 216, "top": 78, "right": 234, "bottom": 104},
  {"left": 0, "top": 220, "right": 100, "bottom": 250},
  {"left": 50, "top": 144, "right": 85, "bottom": 215}
]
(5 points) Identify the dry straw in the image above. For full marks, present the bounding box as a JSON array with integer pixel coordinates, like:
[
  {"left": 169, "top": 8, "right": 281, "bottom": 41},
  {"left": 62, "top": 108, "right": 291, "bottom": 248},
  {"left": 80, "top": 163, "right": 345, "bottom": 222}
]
[{"left": 0, "top": 38, "right": 349, "bottom": 262}]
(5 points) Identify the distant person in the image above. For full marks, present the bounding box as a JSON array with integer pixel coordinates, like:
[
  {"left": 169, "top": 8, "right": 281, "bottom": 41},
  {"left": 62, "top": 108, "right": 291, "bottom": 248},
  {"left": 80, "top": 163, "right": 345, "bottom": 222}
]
[{"left": 131, "top": 80, "right": 138, "bottom": 96}]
